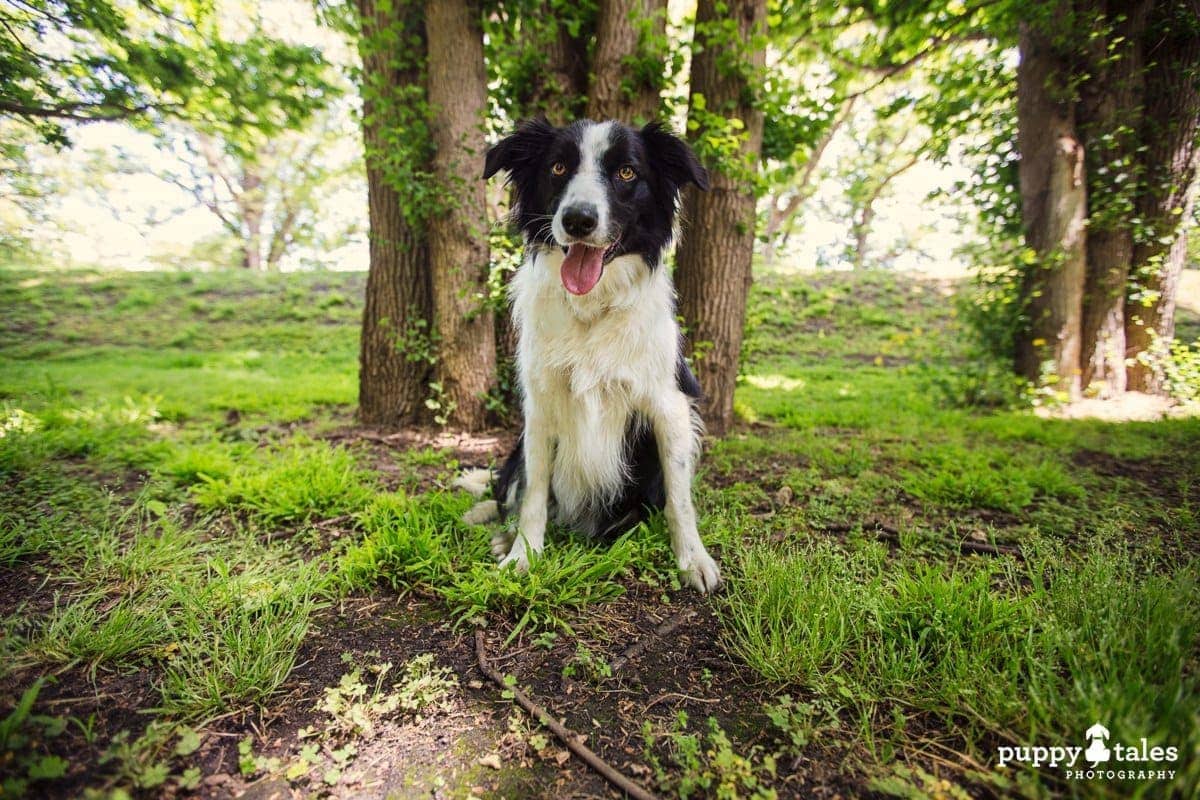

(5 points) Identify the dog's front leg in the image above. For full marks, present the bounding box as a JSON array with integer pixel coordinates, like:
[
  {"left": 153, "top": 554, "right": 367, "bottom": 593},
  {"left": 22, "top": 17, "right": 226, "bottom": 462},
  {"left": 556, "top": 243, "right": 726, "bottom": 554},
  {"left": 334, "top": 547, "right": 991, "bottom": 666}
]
[
  {"left": 498, "top": 422, "right": 552, "bottom": 573},
  {"left": 653, "top": 393, "right": 721, "bottom": 593}
]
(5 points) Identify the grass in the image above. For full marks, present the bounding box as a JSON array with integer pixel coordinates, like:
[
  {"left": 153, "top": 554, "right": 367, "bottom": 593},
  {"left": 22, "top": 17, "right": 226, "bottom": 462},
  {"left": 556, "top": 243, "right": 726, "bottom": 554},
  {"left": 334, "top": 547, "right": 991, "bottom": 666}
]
[
  {"left": 0, "top": 266, "right": 1197, "bottom": 798},
  {"left": 340, "top": 490, "right": 676, "bottom": 637}
]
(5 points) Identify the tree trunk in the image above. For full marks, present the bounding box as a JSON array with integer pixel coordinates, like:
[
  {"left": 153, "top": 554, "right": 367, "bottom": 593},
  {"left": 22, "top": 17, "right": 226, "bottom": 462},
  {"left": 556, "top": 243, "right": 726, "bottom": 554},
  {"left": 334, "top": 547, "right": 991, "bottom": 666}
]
[
  {"left": 1015, "top": 18, "right": 1088, "bottom": 399},
  {"left": 759, "top": 96, "right": 854, "bottom": 263},
  {"left": 1077, "top": 1, "right": 1149, "bottom": 394},
  {"left": 674, "top": 0, "right": 766, "bottom": 437},
  {"left": 852, "top": 206, "right": 872, "bottom": 271},
  {"left": 850, "top": 151, "right": 920, "bottom": 271},
  {"left": 425, "top": 0, "right": 495, "bottom": 430},
  {"left": 587, "top": 0, "right": 667, "bottom": 123},
  {"left": 356, "top": 0, "right": 433, "bottom": 427},
  {"left": 511, "top": 4, "right": 592, "bottom": 124},
  {"left": 240, "top": 170, "right": 264, "bottom": 271},
  {"left": 1125, "top": 0, "right": 1200, "bottom": 393}
]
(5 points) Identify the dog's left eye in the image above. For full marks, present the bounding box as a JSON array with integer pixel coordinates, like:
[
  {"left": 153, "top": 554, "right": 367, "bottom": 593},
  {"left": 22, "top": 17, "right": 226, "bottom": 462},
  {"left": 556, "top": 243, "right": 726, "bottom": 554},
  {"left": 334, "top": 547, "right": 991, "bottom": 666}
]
[{"left": 616, "top": 166, "right": 636, "bottom": 182}]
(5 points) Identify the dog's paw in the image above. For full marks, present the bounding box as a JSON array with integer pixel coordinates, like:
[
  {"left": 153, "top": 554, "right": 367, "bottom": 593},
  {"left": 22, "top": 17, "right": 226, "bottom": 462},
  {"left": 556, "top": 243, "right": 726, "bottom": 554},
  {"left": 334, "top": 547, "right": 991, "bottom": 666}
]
[
  {"left": 491, "top": 528, "right": 515, "bottom": 559},
  {"left": 679, "top": 550, "right": 721, "bottom": 594},
  {"left": 463, "top": 500, "right": 499, "bottom": 526},
  {"left": 497, "top": 548, "right": 530, "bottom": 574}
]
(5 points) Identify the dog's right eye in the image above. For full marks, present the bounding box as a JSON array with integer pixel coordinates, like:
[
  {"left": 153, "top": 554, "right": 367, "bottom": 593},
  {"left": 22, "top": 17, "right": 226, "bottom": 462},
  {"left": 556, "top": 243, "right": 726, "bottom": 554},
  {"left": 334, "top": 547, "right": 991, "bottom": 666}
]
[{"left": 551, "top": 162, "right": 566, "bottom": 176}]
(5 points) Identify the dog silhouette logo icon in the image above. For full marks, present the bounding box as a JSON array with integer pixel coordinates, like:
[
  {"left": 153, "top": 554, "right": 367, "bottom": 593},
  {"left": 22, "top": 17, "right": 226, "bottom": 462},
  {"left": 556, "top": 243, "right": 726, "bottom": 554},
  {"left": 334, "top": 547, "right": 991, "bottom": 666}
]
[{"left": 1084, "top": 723, "right": 1111, "bottom": 767}]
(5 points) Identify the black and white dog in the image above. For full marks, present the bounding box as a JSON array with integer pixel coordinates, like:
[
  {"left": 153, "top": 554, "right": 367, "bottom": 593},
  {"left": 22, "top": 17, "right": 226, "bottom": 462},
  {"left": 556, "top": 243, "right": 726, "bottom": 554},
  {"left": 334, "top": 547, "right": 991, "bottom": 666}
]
[{"left": 460, "top": 118, "right": 720, "bottom": 593}]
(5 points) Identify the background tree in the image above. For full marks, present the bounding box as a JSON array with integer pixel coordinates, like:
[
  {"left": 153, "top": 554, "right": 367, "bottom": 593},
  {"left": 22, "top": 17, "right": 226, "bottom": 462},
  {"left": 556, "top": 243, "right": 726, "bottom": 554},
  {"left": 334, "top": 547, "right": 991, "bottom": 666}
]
[
  {"left": 587, "top": 0, "right": 668, "bottom": 122},
  {"left": 151, "top": 97, "right": 358, "bottom": 271},
  {"left": 1, "top": 0, "right": 333, "bottom": 145},
  {"left": 759, "top": 94, "right": 855, "bottom": 265},
  {"left": 840, "top": 104, "right": 924, "bottom": 271},
  {"left": 354, "top": 0, "right": 433, "bottom": 427},
  {"left": 1014, "top": 10, "right": 1088, "bottom": 398},
  {"left": 425, "top": 0, "right": 495, "bottom": 428},
  {"left": 674, "top": 0, "right": 767, "bottom": 436},
  {"left": 1124, "top": 0, "right": 1200, "bottom": 392}
]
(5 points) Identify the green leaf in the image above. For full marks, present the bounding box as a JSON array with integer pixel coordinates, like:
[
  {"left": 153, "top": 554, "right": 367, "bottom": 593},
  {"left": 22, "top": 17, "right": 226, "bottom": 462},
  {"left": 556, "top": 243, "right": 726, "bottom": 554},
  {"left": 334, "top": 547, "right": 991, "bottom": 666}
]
[
  {"left": 27, "top": 755, "right": 68, "bottom": 780},
  {"left": 178, "top": 767, "right": 202, "bottom": 790},
  {"left": 175, "top": 726, "right": 201, "bottom": 756}
]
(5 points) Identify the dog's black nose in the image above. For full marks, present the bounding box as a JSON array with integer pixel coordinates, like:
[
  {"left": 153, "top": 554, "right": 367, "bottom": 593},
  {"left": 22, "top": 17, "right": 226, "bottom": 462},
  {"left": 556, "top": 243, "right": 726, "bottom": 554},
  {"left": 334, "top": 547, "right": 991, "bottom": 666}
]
[{"left": 561, "top": 204, "right": 598, "bottom": 237}]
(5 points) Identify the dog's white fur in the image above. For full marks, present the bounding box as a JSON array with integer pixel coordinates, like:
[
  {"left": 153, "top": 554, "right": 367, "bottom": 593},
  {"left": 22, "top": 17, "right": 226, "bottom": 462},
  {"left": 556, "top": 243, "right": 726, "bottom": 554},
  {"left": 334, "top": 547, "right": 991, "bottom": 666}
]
[
  {"left": 495, "top": 250, "right": 720, "bottom": 593},
  {"left": 551, "top": 122, "right": 615, "bottom": 247}
]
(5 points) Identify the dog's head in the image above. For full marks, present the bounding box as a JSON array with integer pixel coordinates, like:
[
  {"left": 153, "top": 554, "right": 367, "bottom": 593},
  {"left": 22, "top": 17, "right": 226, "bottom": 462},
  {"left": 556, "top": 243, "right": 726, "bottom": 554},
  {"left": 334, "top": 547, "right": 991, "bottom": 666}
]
[{"left": 483, "top": 118, "right": 708, "bottom": 296}]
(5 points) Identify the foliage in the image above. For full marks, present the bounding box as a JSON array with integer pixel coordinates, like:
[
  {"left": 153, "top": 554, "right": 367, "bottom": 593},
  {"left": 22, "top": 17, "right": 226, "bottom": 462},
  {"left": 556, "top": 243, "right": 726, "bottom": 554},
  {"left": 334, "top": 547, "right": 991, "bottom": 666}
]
[
  {"left": 0, "top": 0, "right": 335, "bottom": 147},
  {"left": 481, "top": 0, "right": 597, "bottom": 124},
  {"left": 0, "top": 681, "right": 69, "bottom": 797},
  {"left": 643, "top": 712, "right": 778, "bottom": 800}
]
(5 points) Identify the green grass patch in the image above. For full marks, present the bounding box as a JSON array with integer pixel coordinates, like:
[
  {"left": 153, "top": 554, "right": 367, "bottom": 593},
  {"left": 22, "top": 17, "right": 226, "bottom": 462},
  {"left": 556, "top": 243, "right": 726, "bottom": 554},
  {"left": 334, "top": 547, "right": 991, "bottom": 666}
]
[
  {"left": 720, "top": 539, "right": 1200, "bottom": 795},
  {"left": 340, "top": 491, "right": 676, "bottom": 637},
  {"left": 192, "top": 439, "right": 376, "bottom": 524}
]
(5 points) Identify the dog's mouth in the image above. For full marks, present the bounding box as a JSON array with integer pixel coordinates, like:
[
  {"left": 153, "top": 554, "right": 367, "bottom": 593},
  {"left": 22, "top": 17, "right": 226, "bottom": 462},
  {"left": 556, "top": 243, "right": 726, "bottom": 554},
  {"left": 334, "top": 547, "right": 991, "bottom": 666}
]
[{"left": 560, "top": 240, "right": 620, "bottom": 296}]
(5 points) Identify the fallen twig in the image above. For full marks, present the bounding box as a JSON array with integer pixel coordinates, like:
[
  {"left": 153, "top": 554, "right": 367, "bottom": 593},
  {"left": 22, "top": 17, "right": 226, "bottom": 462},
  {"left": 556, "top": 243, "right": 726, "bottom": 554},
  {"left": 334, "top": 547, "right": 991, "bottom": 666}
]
[
  {"left": 957, "top": 539, "right": 1023, "bottom": 559},
  {"left": 610, "top": 607, "right": 698, "bottom": 674},
  {"left": 474, "top": 629, "right": 658, "bottom": 800},
  {"left": 643, "top": 692, "right": 722, "bottom": 713},
  {"left": 819, "top": 521, "right": 1023, "bottom": 559},
  {"left": 313, "top": 513, "right": 354, "bottom": 529}
]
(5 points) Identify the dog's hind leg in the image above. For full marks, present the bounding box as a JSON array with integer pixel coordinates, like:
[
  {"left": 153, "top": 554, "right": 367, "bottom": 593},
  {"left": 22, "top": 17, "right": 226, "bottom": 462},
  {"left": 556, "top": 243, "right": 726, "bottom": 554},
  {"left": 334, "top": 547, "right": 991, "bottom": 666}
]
[
  {"left": 454, "top": 468, "right": 493, "bottom": 497},
  {"left": 455, "top": 468, "right": 501, "bottom": 525},
  {"left": 651, "top": 392, "right": 721, "bottom": 593}
]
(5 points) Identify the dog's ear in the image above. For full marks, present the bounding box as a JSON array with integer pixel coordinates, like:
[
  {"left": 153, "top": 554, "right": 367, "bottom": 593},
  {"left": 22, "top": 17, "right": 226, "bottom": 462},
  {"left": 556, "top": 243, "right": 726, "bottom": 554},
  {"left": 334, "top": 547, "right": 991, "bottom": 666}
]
[
  {"left": 640, "top": 121, "right": 709, "bottom": 192},
  {"left": 483, "top": 116, "right": 557, "bottom": 181}
]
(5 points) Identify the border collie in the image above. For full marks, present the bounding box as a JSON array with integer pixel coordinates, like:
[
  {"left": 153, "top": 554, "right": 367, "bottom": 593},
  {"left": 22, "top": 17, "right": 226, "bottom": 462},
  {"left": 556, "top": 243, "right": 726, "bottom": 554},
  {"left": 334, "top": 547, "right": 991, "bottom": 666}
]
[{"left": 460, "top": 118, "right": 720, "bottom": 593}]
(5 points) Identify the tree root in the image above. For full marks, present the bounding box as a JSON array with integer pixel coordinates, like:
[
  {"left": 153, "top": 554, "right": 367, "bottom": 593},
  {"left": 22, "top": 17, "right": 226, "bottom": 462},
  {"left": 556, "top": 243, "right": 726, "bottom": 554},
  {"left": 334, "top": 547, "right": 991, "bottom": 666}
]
[{"left": 473, "top": 628, "right": 658, "bottom": 800}]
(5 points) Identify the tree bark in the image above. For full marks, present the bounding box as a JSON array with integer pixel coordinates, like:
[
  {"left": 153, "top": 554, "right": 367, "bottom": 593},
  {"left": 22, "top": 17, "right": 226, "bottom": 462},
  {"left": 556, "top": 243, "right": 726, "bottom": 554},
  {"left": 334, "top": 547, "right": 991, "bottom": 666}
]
[
  {"left": 1015, "top": 18, "right": 1088, "bottom": 399},
  {"left": 587, "top": 0, "right": 667, "bottom": 123},
  {"left": 356, "top": 0, "right": 433, "bottom": 427},
  {"left": 240, "top": 169, "right": 264, "bottom": 271},
  {"left": 425, "top": 0, "right": 495, "bottom": 430},
  {"left": 1077, "top": 1, "right": 1149, "bottom": 394},
  {"left": 1125, "top": 0, "right": 1200, "bottom": 393},
  {"left": 674, "top": 0, "right": 766, "bottom": 437},
  {"left": 850, "top": 151, "right": 920, "bottom": 271},
  {"left": 511, "top": 3, "right": 592, "bottom": 124}
]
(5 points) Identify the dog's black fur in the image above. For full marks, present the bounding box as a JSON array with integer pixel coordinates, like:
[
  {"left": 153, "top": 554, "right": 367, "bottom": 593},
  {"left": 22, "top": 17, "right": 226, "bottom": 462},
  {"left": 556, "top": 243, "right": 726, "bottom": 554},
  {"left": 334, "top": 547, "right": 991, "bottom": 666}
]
[
  {"left": 483, "top": 118, "right": 709, "bottom": 540},
  {"left": 483, "top": 118, "right": 709, "bottom": 268}
]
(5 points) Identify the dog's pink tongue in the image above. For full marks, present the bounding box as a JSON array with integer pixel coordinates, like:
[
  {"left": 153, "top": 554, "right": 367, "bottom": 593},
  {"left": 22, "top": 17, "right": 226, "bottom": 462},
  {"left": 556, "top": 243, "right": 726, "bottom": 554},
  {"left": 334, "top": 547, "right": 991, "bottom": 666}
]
[{"left": 561, "top": 243, "right": 604, "bottom": 295}]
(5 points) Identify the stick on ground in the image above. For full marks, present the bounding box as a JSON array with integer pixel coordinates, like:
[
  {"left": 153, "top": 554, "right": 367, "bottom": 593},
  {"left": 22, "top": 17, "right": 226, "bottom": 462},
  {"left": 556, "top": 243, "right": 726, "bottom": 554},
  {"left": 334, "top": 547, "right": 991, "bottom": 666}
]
[
  {"left": 610, "top": 607, "right": 697, "bottom": 674},
  {"left": 473, "top": 628, "right": 658, "bottom": 800}
]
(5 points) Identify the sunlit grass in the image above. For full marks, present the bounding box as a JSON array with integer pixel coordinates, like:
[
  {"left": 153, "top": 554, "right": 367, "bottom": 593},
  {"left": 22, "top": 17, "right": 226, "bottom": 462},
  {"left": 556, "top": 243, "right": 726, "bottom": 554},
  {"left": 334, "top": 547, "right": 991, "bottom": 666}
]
[{"left": 2, "top": 267, "right": 1198, "bottom": 797}]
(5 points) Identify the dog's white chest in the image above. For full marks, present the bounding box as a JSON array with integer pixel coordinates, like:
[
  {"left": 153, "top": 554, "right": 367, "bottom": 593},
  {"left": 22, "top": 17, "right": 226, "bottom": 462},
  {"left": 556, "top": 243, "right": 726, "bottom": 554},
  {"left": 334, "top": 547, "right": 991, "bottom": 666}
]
[{"left": 511, "top": 250, "right": 678, "bottom": 520}]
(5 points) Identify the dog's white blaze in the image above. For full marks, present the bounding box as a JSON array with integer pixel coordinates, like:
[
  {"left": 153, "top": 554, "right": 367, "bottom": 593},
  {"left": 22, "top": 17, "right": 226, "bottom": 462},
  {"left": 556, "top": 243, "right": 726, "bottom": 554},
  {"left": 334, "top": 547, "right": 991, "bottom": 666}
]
[
  {"left": 493, "top": 119, "right": 721, "bottom": 592},
  {"left": 551, "top": 121, "right": 614, "bottom": 245},
  {"left": 511, "top": 248, "right": 687, "bottom": 526}
]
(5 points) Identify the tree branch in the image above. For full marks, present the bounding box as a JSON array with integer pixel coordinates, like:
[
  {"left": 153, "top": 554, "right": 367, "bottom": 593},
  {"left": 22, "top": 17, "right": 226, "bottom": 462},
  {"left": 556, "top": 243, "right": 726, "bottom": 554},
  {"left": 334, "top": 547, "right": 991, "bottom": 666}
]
[{"left": 0, "top": 99, "right": 156, "bottom": 122}]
